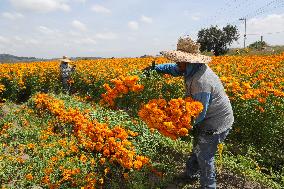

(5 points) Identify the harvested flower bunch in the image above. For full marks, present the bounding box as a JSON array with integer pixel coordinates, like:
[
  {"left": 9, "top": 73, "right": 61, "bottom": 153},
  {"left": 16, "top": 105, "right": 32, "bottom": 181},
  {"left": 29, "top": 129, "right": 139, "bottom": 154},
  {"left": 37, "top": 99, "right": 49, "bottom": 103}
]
[{"left": 138, "top": 97, "right": 203, "bottom": 139}]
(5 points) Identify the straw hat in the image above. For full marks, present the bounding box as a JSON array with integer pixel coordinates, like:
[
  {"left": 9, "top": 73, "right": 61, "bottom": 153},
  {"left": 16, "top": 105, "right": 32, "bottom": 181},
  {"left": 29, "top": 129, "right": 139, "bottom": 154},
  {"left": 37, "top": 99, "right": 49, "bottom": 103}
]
[
  {"left": 160, "top": 37, "right": 211, "bottom": 64},
  {"left": 59, "top": 56, "right": 72, "bottom": 63}
]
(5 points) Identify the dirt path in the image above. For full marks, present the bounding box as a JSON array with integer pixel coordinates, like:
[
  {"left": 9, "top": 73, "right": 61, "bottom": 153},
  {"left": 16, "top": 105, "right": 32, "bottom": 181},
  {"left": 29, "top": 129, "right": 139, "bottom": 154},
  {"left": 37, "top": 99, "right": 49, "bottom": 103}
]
[
  {"left": 165, "top": 169, "right": 272, "bottom": 189},
  {"left": 1, "top": 103, "right": 20, "bottom": 118}
]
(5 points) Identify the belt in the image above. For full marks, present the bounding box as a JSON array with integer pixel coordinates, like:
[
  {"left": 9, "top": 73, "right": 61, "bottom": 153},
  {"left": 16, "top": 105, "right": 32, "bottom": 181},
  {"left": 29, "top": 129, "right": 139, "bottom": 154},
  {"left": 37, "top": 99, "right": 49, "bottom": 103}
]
[
  {"left": 203, "top": 130, "right": 215, "bottom": 135},
  {"left": 193, "top": 127, "right": 216, "bottom": 136}
]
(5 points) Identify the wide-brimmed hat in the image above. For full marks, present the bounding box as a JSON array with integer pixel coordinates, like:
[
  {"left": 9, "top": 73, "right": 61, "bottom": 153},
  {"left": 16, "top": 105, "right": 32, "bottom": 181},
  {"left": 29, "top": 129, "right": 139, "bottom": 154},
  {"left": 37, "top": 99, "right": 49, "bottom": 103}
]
[
  {"left": 160, "top": 37, "right": 211, "bottom": 64},
  {"left": 59, "top": 56, "right": 72, "bottom": 63}
]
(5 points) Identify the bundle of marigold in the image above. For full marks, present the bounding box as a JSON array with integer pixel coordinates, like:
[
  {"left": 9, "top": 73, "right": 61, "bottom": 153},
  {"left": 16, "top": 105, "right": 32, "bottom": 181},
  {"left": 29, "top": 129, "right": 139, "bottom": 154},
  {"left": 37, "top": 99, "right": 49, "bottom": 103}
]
[
  {"left": 138, "top": 97, "right": 203, "bottom": 139},
  {"left": 34, "top": 93, "right": 149, "bottom": 170},
  {"left": 101, "top": 75, "right": 144, "bottom": 106}
]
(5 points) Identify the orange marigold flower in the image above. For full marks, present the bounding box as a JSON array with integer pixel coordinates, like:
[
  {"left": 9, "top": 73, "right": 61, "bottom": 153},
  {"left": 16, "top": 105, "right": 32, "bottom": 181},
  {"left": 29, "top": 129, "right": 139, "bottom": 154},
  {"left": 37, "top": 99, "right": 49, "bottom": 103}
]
[
  {"left": 26, "top": 173, "right": 33, "bottom": 180},
  {"left": 80, "top": 154, "right": 88, "bottom": 163},
  {"left": 133, "top": 160, "right": 143, "bottom": 170},
  {"left": 139, "top": 97, "right": 203, "bottom": 139},
  {"left": 99, "top": 158, "right": 106, "bottom": 165},
  {"left": 42, "top": 176, "right": 50, "bottom": 184},
  {"left": 178, "top": 128, "right": 189, "bottom": 136},
  {"left": 27, "top": 143, "right": 35, "bottom": 150},
  {"left": 123, "top": 173, "right": 129, "bottom": 180}
]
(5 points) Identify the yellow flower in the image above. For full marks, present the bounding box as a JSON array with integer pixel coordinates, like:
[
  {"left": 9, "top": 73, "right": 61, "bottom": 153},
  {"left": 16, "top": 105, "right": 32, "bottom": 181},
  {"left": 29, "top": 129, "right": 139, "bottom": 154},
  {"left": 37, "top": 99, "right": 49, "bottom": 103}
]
[
  {"left": 104, "top": 167, "right": 110, "bottom": 175},
  {"left": 217, "top": 143, "right": 224, "bottom": 157},
  {"left": 99, "top": 178, "right": 104, "bottom": 184}
]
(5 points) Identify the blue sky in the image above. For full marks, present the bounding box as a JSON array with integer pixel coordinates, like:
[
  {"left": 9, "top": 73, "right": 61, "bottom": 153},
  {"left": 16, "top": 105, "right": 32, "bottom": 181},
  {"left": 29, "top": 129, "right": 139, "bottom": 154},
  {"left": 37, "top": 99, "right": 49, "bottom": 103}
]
[{"left": 0, "top": 0, "right": 284, "bottom": 58}]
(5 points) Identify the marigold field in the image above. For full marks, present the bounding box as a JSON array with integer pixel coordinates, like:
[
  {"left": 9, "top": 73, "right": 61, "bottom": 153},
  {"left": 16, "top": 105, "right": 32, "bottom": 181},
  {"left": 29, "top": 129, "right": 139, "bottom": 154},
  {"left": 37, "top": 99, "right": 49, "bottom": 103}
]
[{"left": 0, "top": 54, "right": 283, "bottom": 188}]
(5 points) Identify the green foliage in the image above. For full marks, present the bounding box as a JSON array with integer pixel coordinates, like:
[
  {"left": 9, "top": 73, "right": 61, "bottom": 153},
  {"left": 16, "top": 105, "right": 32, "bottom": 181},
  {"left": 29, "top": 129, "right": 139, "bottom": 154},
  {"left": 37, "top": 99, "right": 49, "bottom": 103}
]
[
  {"left": 218, "top": 151, "right": 284, "bottom": 189},
  {"left": 228, "top": 96, "right": 284, "bottom": 173},
  {"left": 248, "top": 40, "right": 267, "bottom": 50}
]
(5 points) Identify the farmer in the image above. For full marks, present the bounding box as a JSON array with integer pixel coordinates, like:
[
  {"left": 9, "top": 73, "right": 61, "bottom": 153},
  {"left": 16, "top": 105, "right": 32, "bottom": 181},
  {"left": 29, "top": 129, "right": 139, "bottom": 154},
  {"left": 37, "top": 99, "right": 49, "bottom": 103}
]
[
  {"left": 59, "top": 56, "right": 76, "bottom": 93},
  {"left": 143, "top": 37, "right": 234, "bottom": 189}
]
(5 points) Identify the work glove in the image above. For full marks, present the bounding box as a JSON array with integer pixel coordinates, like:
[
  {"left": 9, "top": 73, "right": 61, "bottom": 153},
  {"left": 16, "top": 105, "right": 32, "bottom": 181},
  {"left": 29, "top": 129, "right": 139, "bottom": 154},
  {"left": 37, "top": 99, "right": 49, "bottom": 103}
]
[
  {"left": 71, "top": 65, "right": 76, "bottom": 71},
  {"left": 142, "top": 60, "right": 156, "bottom": 77}
]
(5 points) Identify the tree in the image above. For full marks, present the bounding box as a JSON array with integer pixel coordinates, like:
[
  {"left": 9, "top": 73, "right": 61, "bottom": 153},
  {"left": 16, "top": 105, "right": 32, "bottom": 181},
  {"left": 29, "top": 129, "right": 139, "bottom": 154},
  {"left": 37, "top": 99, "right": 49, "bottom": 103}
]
[
  {"left": 197, "top": 25, "right": 239, "bottom": 56},
  {"left": 248, "top": 40, "right": 267, "bottom": 50}
]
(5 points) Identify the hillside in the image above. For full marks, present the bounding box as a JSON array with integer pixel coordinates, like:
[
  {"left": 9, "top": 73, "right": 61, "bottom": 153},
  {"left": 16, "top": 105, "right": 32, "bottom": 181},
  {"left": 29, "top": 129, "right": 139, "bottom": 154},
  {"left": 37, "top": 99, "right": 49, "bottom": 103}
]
[
  {"left": 0, "top": 54, "right": 45, "bottom": 63},
  {"left": 0, "top": 54, "right": 103, "bottom": 63}
]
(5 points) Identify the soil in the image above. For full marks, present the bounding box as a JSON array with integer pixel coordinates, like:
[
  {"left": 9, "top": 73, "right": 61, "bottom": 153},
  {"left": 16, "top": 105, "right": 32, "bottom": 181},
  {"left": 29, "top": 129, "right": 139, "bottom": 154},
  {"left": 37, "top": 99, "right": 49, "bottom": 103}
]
[
  {"left": 1, "top": 103, "right": 18, "bottom": 117},
  {"left": 165, "top": 168, "right": 272, "bottom": 189}
]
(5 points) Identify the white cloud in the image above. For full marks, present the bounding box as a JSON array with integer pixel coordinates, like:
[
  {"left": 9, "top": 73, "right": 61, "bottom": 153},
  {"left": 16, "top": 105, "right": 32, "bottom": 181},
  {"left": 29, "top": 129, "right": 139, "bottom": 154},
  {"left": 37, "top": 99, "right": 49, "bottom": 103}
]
[
  {"left": 72, "top": 20, "right": 87, "bottom": 32},
  {"left": 127, "top": 36, "right": 137, "bottom": 42},
  {"left": 95, "top": 32, "right": 117, "bottom": 40},
  {"left": 128, "top": 21, "right": 139, "bottom": 30},
  {"left": 190, "top": 15, "right": 201, "bottom": 21},
  {"left": 9, "top": 0, "right": 70, "bottom": 13},
  {"left": 248, "top": 14, "right": 284, "bottom": 34},
  {"left": 0, "top": 36, "right": 10, "bottom": 44},
  {"left": 37, "top": 26, "right": 56, "bottom": 35},
  {"left": 73, "top": 0, "right": 87, "bottom": 3},
  {"left": 2, "top": 12, "right": 24, "bottom": 20},
  {"left": 73, "top": 37, "right": 96, "bottom": 45},
  {"left": 91, "top": 5, "right": 111, "bottom": 14},
  {"left": 26, "top": 39, "right": 39, "bottom": 45},
  {"left": 13, "top": 36, "right": 23, "bottom": 41},
  {"left": 0, "top": 35, "right": 39, "bottom": 47},
  {"left": 69, "top": 31, "right": 82, "bottom": 37},
  {"left": 183, "top": 11, "right": 201, "bottom": 21},
  {"left": 140, "top": 15, "right": 153, "bottom": 24}
]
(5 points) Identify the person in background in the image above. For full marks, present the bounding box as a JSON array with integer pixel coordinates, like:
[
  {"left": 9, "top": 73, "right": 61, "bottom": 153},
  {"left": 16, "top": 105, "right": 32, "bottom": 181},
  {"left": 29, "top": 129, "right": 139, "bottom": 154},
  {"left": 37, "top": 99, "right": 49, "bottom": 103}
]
[
  {"left": 59, "top": 56, "right": 76, "bottom": 93},
  {"left": 143, "top": 37, "right": 234, "bottom": 189}
]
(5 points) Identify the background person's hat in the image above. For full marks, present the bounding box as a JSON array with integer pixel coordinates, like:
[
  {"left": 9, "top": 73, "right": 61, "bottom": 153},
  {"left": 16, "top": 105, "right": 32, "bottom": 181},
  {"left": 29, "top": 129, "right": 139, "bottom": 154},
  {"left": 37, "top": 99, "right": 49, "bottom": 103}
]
[
  {"left": 59, "top": 56, "right": 72, "bottom": 63},
  {"left": 160, "top": 37, "right": 211, "bottom": 64}
]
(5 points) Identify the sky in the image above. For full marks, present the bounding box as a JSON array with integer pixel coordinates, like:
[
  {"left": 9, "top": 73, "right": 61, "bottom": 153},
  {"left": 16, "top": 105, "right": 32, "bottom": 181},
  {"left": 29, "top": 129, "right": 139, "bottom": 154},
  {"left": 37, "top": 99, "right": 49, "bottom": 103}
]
[{"left": 0, "top": 0, "right": 284, "bottom": 58}]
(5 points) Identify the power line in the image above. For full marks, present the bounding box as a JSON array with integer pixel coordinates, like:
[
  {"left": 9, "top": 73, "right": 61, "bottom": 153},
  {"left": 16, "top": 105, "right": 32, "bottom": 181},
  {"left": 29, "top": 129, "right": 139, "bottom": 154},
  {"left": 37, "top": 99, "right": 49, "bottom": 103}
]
[
  {"left": 229, "top": 1, "right": 284, "bottom": 28},
  {"left": 181, "top": 0, "right": 284, "bottom": 41},
  {"left": 230, "top": 0, "right": 284, "bottom": 24},
  {"left": 244, "top": 0, "right": 284, "bottom": 19},
  {"left": 204, "top": 0, "right": 251, "bottom": 27},
  {"left": 223, "top": 0, "right": 258, "bottom": 25},
  {"left": 222, "top": 0, "right": 256, "bottom": 25},
  {"left": 246, "top": 30, "right": 284, "bottom": 35}
]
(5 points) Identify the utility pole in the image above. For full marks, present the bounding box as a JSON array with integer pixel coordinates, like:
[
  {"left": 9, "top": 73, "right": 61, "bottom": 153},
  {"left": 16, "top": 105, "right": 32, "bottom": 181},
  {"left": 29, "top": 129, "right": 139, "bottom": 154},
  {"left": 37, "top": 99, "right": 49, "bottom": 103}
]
[
  {"left": 260, "top": 35, "right": 264, "bottom": 50},
  {"left": 239, "top": 18, "right": 247, "bottom": 48}
]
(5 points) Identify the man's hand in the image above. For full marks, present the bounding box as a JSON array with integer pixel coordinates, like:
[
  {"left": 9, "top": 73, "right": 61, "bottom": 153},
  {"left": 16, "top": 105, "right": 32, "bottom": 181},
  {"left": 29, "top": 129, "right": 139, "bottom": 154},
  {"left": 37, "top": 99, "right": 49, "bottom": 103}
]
[
  {"left": 71, "top": 65, "right": 76, "bottom": 71},
  {"left": 142, "top": 60, "right": 156, "bottom": 76}
]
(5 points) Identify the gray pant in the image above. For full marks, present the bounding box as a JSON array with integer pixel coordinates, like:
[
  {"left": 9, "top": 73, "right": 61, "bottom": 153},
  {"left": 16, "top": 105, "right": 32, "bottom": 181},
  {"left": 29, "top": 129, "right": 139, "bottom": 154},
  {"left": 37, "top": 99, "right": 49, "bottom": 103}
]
[
  {"left": 61, "top": 77, "right": 71, "bottom": 93},
  {"left": 186, "top": 128, "right": 231, "bottom": 189}
]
